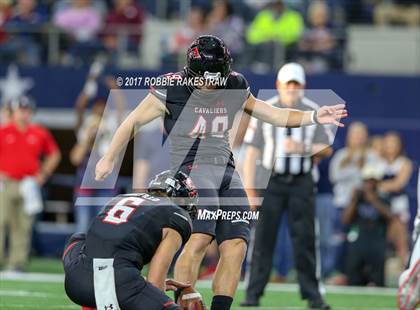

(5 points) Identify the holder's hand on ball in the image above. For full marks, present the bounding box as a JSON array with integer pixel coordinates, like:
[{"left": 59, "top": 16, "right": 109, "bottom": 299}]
[{"left": 165, "top": 279, "right": 191, "bottom": 291}]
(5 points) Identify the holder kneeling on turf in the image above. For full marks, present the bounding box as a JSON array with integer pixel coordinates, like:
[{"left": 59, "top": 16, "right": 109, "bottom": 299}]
[{"left": 62, "top": 170, "right": 203, "bottom": 310}]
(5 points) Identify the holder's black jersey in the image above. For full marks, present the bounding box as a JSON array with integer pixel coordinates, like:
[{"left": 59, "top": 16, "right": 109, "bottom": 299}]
[
  {"left": 84, "top": 193, "right": 192, "bottom": 269},
  {"left": 150, "top": 70, "right": 250, "bottom": 166}
]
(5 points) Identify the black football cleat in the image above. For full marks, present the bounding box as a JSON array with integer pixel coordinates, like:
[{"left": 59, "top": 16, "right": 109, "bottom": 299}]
[{"left": 240, "top": 298, "right": 260, "bottom": 307}]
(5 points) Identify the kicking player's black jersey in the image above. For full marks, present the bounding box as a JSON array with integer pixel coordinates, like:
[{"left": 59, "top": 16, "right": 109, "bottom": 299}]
[
  {"left": 150, "top": 70, "right": 250, "bottom": 166},
  {"left": 84, "top": 193, "right": 192, "bottom": 269}
]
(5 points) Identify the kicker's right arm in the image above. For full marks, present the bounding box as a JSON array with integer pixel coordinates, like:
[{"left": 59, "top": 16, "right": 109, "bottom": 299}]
[{"left": 95, "top": 94, "right": 166, "bottom": 181}]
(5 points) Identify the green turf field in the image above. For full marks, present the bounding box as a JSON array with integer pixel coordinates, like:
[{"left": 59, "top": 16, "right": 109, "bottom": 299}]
[
  {"left": 0, "top": 275, "right": 399, "bottom": 310},
  {"left": 0, "top": 258, "right": 400, "bottom": 310}
]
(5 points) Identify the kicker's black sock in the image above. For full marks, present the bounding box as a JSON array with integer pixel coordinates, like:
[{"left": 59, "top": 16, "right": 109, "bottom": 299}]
[
  {"left": 174, "top": 288, "right": 181, "bottom": 303},
  {"left": 211, "top": 295, "right": 233, "bottom": 310}
]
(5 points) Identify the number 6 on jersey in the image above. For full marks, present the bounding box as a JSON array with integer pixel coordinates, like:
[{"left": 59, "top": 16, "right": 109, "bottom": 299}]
[{"left": 103, "top": 197, "right": 144, "bottom": 225}]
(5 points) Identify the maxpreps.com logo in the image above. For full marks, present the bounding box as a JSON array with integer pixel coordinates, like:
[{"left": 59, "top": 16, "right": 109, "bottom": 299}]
[{"left": 197, "top": 209, "right": 259, "bottom": 223}]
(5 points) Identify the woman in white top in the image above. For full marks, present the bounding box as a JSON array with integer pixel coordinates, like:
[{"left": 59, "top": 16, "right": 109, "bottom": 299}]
[
  {"left": 329, "top": 122, "right": 378, "bottom": 209},
  {"left": 328, "top": 122, "right": 379, "bottom": 277},
  {"left": 379, "top": 131, "right": 413, "bottom": 267}
]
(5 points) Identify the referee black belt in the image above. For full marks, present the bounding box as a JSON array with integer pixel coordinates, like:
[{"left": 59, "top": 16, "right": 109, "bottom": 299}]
[{"left": 270, "top": 172, "right": 311, "bottom": 183}]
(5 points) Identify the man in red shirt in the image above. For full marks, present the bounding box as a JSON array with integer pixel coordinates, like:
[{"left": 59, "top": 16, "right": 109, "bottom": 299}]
[{"left": 0, "top": 96, "right": 61, "bottom": 271}]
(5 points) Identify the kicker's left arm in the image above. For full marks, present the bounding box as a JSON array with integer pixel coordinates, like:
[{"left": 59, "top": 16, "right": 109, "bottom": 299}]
[{"left": 243, "top": 94, "right": 347, "bottom": 128}]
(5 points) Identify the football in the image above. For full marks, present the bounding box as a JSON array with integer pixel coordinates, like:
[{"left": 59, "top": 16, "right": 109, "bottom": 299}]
[{"left": 177, "top": 286, "right": 206, "bottom": 310}]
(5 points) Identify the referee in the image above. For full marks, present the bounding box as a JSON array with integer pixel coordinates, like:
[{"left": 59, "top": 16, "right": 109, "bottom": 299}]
[{"left": 241, "top": 63, "right": 332, "bottom": 309}]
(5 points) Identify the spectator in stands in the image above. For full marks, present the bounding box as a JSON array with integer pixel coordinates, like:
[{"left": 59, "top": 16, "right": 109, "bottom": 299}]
[
  {"left": 0, "top": 0, "right": 46, "bottom": 65},
  {"left": 70, "top": 65, "right": 125, "bottom": 233},
  {"left": 0, "top": 103, "right": 12, "bottom": 124},
  {"left": 246, "top": 0, "right": 304, "bottom": 47},
  {"left": 0, "top": 96, "right": 61, "bottom": 272},
  {"left": 102, "top": 0, "right": 145, "bottom": 56},
  {"left": 328, "top": 122, "right": 378, "bottom": 283},
  {"left": 374, "top": 0, "right": 420, "bottom": 27},
  {"left": 369, "top": 135, "right": 383, "bottom": 158},
  {"left": 133, "top": 118, "right": 170, "bottom": 192},
  {"left": 163, "top": 6, "right": 207, "bottom": 68},
  {"left": 228, "top": 0, "right": 257, "bottom": 22},
  {"left": 246, "top": 0, "right": 304, "bottom": 71},
  {"left": 0, "top": 0, "right": 12, "bottom": 44},
  {"left": 330, "top": 122, "right": 378, "bottom": 219},
  {"left": 53, "top": 0, "right": 107, "bottom": 17},
  {"left": 171, "top": 6, "right": 207, "bottom": 53},
  {"left": 207, "top": 0, "right": 245, "bottom": 59},
  {"left": 379, "top": 132, "right": 412, "bottom": 268},
  {"left": 53, "top": 0, "right": 103, "bottom": 64},
  {"left": 344, "top": 0, "right": 376, "bottom": 24},
  {"left": 54, "top": 0, "right": 102, "bottom": 41},
  {"left": 342, "top": 164, "right": 392, "bottom": 287},
  {"left": 298, "top": 0, "right": 338, "bottom": 73}
]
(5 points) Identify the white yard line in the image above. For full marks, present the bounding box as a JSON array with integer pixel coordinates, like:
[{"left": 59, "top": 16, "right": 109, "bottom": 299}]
[
  {"left": 0, "top": 271, "right": 398, "bottom": 297},
  {"left": 0, "top": 271, "right": 64, "bottom": 282},
  {"left": 0, "top": 290, "right": 68, "bottom": 300},
  {"left": 0, "top": 290, "right": 51, "bottom": 298},
  {"left": 0, "top": 304, "right": 78, "bottom": 309},
  {"left": 195, "top": 280, "right": 398, "bottom": 296},
  {"left": 231, "top": 308, "right": 398, "bottom": 310}
]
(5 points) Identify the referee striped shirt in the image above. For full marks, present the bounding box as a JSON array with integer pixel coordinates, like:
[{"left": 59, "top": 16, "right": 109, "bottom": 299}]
[{"left": 244, "top": 96, "right": 332, "bottom": 175}]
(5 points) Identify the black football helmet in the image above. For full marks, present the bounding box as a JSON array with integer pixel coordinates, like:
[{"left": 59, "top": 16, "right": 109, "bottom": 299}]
[
  {"left": 148, "top": 170, "right": 198, "bottom": 219},
  {"left": 186, "top": 35, "right": 232, "bottom": 80}
]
